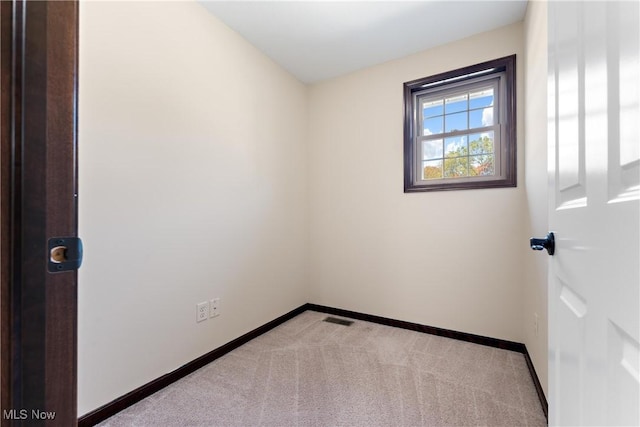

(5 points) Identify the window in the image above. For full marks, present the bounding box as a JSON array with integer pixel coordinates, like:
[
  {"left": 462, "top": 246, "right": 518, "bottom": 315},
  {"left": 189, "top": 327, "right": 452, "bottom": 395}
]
[{"left": 403, "top": 55, "right": 516, "bottom": 192}]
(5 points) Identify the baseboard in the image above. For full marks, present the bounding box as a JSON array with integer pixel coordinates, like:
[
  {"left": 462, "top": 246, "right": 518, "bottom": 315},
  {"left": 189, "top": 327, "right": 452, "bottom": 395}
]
[
  {"left": 78, "top": 302, "right": 548, "bottom": 425},
  {"left": 523, "top": 346, "right": 549, "bottom": 419},
  {"left": 77, "top": 303, "right": 310, "bottom": 427},
  {"left": 307, "top": 303, "right": 548, "bottom": 420},
  {"left": 307, "top": 303, "right": 526, "bottom": 352}
]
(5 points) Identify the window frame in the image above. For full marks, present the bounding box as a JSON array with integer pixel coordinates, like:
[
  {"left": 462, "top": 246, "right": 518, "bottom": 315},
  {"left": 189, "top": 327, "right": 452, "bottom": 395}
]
[{"left": 403, "top": 55, "right": 517, "bottom": 192}]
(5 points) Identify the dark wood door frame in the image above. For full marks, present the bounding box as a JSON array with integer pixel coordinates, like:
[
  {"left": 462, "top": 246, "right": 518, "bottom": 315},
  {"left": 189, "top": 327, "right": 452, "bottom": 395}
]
[{"left": 1, "top": 1, "right": 79, "bottom": 425}]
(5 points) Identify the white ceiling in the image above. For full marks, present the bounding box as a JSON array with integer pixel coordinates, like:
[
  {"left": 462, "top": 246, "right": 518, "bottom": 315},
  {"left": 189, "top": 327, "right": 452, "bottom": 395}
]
[{"left": 200, "top": 1, "right": 529, "bottom": 83}]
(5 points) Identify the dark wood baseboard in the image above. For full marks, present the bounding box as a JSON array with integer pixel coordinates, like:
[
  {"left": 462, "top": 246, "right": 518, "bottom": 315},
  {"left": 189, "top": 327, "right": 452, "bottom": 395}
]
[
  {"left": 77, "top": 304, "right": 310, "bottom": 427},
  {"left": 78, "top": 302, "right": 548, "bottom": 425},
  {"left": 523, "top": 347, "right": 549, "bottom": 419},
  {"left": 307, "top": 304, "right": 548, "bottom": 421},
  {"left": 307, "top": 304, "right": 526, "bottom": 351}
]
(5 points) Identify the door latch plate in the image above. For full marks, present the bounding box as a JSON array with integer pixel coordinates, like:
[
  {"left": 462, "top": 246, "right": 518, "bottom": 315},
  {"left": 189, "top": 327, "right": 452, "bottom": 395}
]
[{"left": 47, "top": 237, "right": 83, "bottom": 273}]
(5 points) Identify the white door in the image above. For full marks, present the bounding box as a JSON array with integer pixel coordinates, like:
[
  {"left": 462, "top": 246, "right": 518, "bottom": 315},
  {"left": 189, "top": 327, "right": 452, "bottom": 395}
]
[{"left": 547, "top": 1, "right": 640, "bottom": 426}]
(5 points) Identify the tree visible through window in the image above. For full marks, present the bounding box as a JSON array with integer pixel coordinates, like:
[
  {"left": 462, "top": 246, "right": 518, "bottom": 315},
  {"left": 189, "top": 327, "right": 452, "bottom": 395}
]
[{"left": 404, "top": 56, "right": 516, "bottom": 192}]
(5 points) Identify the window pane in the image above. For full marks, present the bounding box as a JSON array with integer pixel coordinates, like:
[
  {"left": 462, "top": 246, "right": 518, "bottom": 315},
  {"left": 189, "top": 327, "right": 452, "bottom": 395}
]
[
  {"left": 445, "top": 112, "right": 467, "bottom": 132},
  {"left": 445, "top": 94, "right": 467, "bottom": 114},
  {"left": 444, "top": 156, "right": 469, "bottom": 178},
  {"left": 422, "top": 139, "right": 443, "bottom": 160},
  {"left": 424, "top": 116, "right": 443, "bottom": 135},
  {"left": 469, "top": 88, "right": 493, "bottom": 109},
  {"left": 445, "top": 135, "right": 468, "bottom": 158},
  {"left": 470, "top": 154, "right": 495, "bottom": 176},
  {"left": 404, "top": 55, "right": 515, "bottom": 192},
  {"left": 422, "top": 99, "right": 443, "bottom": 118},
  {"left": 469, "top": 132, "right": 494, "bottom": 154},
  {"left": 469, "top": 106, "right": 493, "bottom": 128},
  {"left": 423, "top": 160, "right": 443, "bottom": 180}
]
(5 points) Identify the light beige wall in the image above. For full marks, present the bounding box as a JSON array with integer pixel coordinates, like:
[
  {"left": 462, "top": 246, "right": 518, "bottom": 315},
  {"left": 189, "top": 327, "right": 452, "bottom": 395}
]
[
  {"left": 78, "top": 1, "right": 308, "bottom": 415},
  {"left": 79, "top": 2, "right": 549, "bottom": 414},
  {"left": 308, "top": 23, "right": 526, "bottom": 342},
  {"left": 523, "top": 0, "right": 549, "bottom": 397}
]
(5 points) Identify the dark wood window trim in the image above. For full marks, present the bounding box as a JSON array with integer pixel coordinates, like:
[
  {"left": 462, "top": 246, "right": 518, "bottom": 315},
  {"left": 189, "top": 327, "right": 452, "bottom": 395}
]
[{"left": 403, "top": 55, "right": 517, "bottom": 192}]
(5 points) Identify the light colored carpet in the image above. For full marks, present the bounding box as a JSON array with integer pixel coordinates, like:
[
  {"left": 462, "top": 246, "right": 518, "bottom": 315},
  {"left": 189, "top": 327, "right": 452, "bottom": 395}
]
[{"left": 97, "top": 310, "right": 547, "bottom": 426}]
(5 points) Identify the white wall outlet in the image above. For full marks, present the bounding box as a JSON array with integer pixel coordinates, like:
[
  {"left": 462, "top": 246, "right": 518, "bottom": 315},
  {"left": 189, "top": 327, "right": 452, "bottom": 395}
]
[
  {"left": 196, "top": 301, "right": 209, "bottom": 322},
  {"left": 534, "top": 312, "right": 539, "bottom": 337},
  {"left": 210, "top": 298, "right": 220, "bottom": 318}
]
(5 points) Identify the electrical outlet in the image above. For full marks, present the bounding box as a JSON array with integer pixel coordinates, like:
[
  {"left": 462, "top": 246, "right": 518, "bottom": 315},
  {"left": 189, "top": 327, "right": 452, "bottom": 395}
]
[
  {"left": 534, "top": 313, "right": 539, "bottom": 337},
  {"left": 196, "top": 301, "right": 209, "bottom": 323},
  {"left": 210, "top": 298, "right": 220, "bottom": 318}
]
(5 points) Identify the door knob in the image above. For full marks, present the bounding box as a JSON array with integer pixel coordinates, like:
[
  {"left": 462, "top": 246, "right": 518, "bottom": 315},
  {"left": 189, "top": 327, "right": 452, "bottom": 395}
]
[{"left": 530, "top": 232, "right": 555, "bottom": 255}]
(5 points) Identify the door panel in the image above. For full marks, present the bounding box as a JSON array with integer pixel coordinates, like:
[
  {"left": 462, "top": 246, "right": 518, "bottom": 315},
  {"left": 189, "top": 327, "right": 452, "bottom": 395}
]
[
  {"left": 548, "top": 1, "right": 640, "bottom": 426},
  {"left": 555, "top": 1, "right": 586, "bottom": 208},
  {"left": 606, "top": 321, "right": 640, "bottom": 426},
  {"left": 609, "top": 0, "right": 639, "bottom": 202},
  {"left": 555, "top": 280, "right": 587, "bottom": 425}
]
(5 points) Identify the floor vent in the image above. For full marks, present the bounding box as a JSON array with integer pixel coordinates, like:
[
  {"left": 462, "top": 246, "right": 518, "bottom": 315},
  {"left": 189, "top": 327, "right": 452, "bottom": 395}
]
[{"left": 323, "top": 316, "right": 354, "bottom": 326}]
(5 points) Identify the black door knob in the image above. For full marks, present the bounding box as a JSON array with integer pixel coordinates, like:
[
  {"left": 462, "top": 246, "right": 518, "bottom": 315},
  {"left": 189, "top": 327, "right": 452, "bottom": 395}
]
[{"left": 530, "top": 232, "right": 555, "bottom": 255}]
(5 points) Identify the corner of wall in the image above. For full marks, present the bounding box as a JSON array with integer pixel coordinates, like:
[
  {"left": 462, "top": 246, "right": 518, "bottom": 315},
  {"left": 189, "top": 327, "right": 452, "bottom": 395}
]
[{"left": 523, "top": 0, "right": 549, "bottom": 398}]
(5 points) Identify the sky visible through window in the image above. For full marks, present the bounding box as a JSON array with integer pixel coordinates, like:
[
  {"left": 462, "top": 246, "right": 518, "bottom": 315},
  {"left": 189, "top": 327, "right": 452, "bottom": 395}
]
[{"left": 420, "top": 87, "right": 495, "bottom": 179}]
